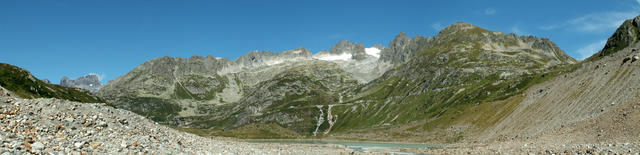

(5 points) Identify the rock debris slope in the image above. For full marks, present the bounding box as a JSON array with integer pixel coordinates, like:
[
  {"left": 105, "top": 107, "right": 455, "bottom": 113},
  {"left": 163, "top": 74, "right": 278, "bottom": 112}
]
[
  {"left": 417, "top": 15, "right": 640, "bottom": 154},
  {"left": 483, "top": 15, "right": 640, "bottom": 143},
  {"left": 0, "top": 86, "right": 351, "bottom": 154}
]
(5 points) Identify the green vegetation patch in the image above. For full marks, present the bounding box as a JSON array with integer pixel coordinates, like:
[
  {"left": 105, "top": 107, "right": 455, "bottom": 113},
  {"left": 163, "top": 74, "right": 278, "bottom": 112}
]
[{"left": 0, "top": 63, "right": 104, "bottom": 103}]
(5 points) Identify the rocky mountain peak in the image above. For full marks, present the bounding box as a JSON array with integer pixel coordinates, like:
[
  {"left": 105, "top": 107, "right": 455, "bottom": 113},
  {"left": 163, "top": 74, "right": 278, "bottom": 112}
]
[
  {"left": 439, "top": 22, "right": 482, "bottom": 34},
  {"left": 379, "top": 32, "right": 414, "bottom": 64},
  {"left": 326, "top": 40, "right": 367, "bottom": 60},
  {"left": 589, "top": 15, "right": 640, "bottom": 60},
  {"left": 60, "top": 74, "right": 104, "bottom": 93}
]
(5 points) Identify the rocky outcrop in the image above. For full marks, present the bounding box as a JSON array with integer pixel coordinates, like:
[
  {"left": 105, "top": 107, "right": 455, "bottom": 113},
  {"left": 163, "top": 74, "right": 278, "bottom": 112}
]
[
  {"left": 60, "top": 74, "right": 104, "bottom": 93},
  {"left": 590, "top": 15, "right": 640, "bottom": 60},
  {"left": 379, "top": 32, "right": 414, "bottom": 64},
  {"left": 328, "top": 40, "right": 368, "bottom": 60},
  {"left": 41, "top": 79, "right": 51, "bottom": 84}
]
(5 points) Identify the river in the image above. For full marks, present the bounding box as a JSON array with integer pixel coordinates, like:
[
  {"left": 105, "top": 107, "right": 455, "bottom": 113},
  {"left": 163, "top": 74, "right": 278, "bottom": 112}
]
[{"left": 246, "top": 139, "right": 440, "bottom": 154}]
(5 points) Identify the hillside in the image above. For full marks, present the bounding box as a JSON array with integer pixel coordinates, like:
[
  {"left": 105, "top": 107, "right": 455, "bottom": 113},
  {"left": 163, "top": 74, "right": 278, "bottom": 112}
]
[
  {"left": 0, "top": 63, "right": 103, "bottom": 103},
  {"left": 324, "top": 22, "right": 577, "bottom": 142},
  {"left": 417, "top": 15, "right": 640, "bottom": 154}
]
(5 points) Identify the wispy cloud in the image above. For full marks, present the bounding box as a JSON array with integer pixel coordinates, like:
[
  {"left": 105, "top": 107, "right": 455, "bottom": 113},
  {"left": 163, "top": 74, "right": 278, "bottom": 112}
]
[
  {"left": 575, "top": 40, "right": 607, "bottom": 60},
  {"left": 539, "top": 11, "right": 639, "bottom": 33},
  {"left": 637, "top": 0, "right": 640, "bottom": 5},
  {"left": 510, "top": 26, "right": 530, "bottom": 35},
  {"left": 484, "top": 8, "right": 496, "bottom": 15},
  {"left": 431, "top": 22, "right": 443, "bottom": 31},
  {"left": 88, "top": 73, "right": 106, "bottom": 81}
]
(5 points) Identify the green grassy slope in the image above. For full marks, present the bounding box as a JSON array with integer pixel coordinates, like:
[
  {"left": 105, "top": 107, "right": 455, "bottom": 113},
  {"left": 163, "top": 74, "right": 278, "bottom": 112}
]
[{"left": 0, "top": 63, "right": 104, "bottom": 103}]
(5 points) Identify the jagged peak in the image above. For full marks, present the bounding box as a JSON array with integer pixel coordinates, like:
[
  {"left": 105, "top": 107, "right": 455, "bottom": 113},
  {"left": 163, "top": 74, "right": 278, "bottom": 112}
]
[
  {"left": 390, "top": 32, "right": 411, "bottom": 44},
  {"left": 329, "top": 40, "right": 365, "bottom": 54},
  {"left": 588, "top": 15, "right": 640, "bottom": 60}
]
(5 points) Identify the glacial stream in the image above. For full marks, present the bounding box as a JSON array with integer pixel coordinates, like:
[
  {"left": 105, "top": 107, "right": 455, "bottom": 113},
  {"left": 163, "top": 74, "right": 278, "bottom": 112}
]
[{"left": 246, "top": 139, "right": 439, "bottom": 154}]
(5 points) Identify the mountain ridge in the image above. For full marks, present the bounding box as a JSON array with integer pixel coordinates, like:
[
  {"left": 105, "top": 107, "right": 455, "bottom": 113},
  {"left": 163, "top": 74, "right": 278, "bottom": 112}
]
[{"left": 98, "top": 21, "right": 578, "bottom": 141}]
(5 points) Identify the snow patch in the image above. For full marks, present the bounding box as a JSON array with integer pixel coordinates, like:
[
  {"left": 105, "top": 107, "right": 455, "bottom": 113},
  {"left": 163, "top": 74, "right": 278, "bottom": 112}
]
[
  {"left": 365, "top": 47, "right": 381, "bottom": 58},
  {"left": 315, "top": 53, "right": 352, "bottom": 61},
  {"left": 265, "top": 60, "right": 283, "bottom": 65}
]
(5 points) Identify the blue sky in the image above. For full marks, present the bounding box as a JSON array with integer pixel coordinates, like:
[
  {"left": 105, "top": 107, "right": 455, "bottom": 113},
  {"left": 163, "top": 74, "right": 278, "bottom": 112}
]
[{"left": 1, "top": 0, "right": 640, "bottom": 84}]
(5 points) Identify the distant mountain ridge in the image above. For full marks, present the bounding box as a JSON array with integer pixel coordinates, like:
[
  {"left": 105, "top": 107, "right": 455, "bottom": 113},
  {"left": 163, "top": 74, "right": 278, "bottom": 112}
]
[{"left": 60, "top": 74, "right": 104, "bottom": 93}]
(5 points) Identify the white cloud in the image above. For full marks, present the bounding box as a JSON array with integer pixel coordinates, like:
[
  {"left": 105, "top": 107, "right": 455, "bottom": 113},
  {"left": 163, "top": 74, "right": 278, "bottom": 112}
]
[
  {"left": 637, "top": 0, "right": 640, "bottom": 5},
  {"left": 484, "top": 8, "right": 496, "bottom": 15},
  {"left": 539, "top": 11, "right": 639, "bottom": 33},
  {"left": 569, "top": 12, "right": 637, "bottom": 32},
  {"left": 575, "top": 39, "right": 607, "bottom": 60},
  {"left": 431, "top": 22, "right": 443, "bottom": 31}
]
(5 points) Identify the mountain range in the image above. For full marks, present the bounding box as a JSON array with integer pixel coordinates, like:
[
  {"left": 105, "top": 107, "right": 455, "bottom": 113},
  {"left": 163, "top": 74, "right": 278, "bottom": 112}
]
[
  {"left": 2, "top": 15, "right": 638, "bottom": 145},
  {"left": 95, "top": 20, "right": 582, "bottom": 142}
]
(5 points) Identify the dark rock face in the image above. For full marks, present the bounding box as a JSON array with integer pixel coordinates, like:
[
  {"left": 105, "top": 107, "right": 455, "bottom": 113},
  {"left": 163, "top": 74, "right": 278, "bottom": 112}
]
[
  {"left": 380, "top": 32, "right": 414, "bottom": 64},
  {"left": 591, "top": 15, "right": 640, "bottom": 60},
  {"left": 60, "top": 74, "right": 104, "bottom": 93}
]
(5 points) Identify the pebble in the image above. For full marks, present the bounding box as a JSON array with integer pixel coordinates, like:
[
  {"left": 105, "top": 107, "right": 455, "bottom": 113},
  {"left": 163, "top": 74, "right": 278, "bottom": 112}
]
[
  {"left": 74, "top": 142, "right": 83, "bottom": 149},
  {"left": 31, "top": 142, "right": 44, "bottom": 151}
]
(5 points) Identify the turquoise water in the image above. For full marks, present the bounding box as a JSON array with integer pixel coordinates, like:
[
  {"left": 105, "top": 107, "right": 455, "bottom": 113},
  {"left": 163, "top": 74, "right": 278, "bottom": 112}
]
[{"left": 246, "top": 139, "right": 439, "bottom": 154}]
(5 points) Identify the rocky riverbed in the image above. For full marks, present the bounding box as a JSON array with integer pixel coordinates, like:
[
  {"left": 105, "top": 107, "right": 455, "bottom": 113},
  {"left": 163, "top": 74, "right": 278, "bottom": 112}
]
[{"left": 0, "top": 88, "right": 352, "bottom": 154}]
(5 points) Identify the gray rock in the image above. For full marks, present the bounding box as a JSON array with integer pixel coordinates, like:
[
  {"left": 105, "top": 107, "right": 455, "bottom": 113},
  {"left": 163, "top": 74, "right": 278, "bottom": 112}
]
[
  {"left": 74, "top": 142, "right": 84, "bottom": 148},
  {"left": 328, "top": 40, "right": 368, "bottom": 60},
  {"left": 31, "top": 142, "right": 44, "bottom": 151},
  {"left": 380, "top": 32, "right": 413, "bottom": 64}
]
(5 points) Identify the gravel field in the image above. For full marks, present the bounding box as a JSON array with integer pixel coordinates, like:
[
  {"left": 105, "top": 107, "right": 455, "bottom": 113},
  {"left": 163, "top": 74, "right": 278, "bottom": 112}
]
[{"left": 0, "top": 87, "right": 353, "bottom": 154}]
